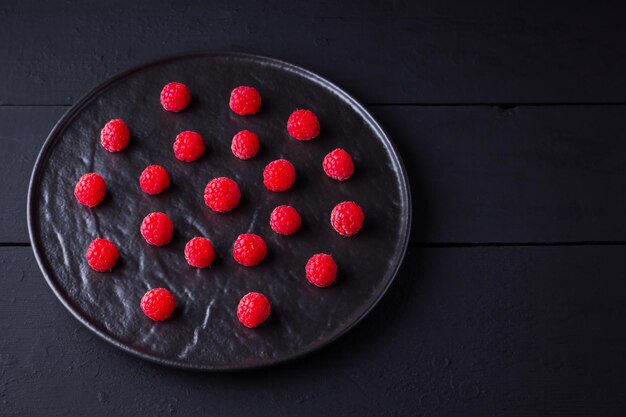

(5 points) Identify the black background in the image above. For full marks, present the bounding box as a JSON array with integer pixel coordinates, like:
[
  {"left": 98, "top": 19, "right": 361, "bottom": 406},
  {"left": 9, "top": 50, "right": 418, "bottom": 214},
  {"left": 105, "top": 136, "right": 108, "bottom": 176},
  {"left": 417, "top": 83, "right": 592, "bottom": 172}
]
[{"left": 2, "top": 1, "right": 626, "bottom": 415}]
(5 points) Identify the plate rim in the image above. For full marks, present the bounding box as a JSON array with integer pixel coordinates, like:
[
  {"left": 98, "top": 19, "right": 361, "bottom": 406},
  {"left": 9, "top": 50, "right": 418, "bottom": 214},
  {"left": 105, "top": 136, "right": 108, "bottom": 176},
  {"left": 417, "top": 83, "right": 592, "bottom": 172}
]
[{"left": 27, "top": 50, "right": 412, "bottom": 371}]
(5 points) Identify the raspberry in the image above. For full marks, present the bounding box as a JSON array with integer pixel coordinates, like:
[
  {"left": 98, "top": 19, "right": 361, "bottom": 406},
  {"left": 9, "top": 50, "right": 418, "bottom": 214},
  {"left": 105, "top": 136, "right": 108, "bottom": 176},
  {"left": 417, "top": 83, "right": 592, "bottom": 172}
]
[
  {"left": 139, "top": 165, "right": 170, "bottom": 195},
  {"left": 331, "top": 201, "right": 364, "bottom": 237},
  {"left": 305, "top": 253, "right": 337, "bottom": 287},
  {"left": 287, "top": 109, "right": 320, "bottom": 140},
  {"left": 323, "top": 148, "right": 354, "bottom": 181},
  {"left": 173, "top": 131, "right": 205, "bottom": 162},
  {"left": 140, "top": 288, "right": 176, "bottom": 321},
  {"left": 237, "top": 292, "right": 270, "bottom": 328},
  {"left": 74, "top": 173, "right": 106, "bottom": 207},
  {"left": 233, "top": 233, "right": 267, "bottom": 266},
  {"left": 231, "top": 130, "right": 260, "bottom": 160},
  {"left": 204, "top": 177, "right": 241, "bottom": 212},
  {"left": 229, "top": 86, "right": 261, "bottom": 116},
  {"left": 270, "top": 205, "right": 302, "bottom": 235},
  {"left": 100, "top": 119, "right": 130, "bottom": 152},
  {"left": 85, "top": 238, "right": 119, "bottom": 272},
  {"left": 140, "top": 212, "right": 174, "bottom": 246},
  {"left": 263, "top": 159, "right": 295, "bottom": 192},
  {"left": 184, "top": 237, "right": 216, "bottom": 268},
  {"left": 160, "top": 82, "right": 191, "bottom": 112}
]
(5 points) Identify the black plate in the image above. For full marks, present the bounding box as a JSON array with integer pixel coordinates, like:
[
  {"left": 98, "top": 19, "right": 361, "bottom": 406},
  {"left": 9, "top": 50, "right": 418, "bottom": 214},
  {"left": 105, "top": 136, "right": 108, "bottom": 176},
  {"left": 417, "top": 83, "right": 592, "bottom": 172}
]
[{"left": 27, "top": 52, "right": 411, "bottom": 370}]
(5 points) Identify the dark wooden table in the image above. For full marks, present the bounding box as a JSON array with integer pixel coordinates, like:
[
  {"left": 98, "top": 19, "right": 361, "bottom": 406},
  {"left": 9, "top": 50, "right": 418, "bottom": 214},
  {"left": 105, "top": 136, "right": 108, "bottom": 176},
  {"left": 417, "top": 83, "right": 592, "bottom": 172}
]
[{"left": 2, "top": 1, "right": 626, "bottom": 415}]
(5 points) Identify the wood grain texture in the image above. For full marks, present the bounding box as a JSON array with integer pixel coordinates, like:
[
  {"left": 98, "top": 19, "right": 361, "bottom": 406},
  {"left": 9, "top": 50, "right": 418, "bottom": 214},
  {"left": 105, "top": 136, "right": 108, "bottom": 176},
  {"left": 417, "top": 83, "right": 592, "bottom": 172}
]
[
  {"left": 1, "top": 0, "right": 626, "bottom": 105},
  {"left": 0, "top": 106, "right": 66, "bottom": 243},
  {"left": 374, "top": 105, "right": 626, "bottom": 243},
  {"left": 5, "top": 105, "right": 626, "bottom": 243},
  {"left": 2, "top": 246, "right": 625, "bottom": 416}
]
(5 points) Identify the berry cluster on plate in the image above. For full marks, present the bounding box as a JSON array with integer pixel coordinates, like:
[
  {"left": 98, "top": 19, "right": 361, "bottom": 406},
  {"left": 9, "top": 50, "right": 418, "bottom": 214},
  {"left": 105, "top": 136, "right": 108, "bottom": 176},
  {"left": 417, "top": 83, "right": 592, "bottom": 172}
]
[{"left": 74, "top": 82, "right": 364, "bottom": 328}]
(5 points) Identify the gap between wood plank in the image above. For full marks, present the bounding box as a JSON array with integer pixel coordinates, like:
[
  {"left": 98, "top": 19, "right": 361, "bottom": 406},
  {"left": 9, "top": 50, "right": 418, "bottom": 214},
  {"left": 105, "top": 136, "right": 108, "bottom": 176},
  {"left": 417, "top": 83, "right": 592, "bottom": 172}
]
[
  {"left": 366, "top": 102, "right": 626, "bottom": 107},
  {"left": 408, "top": 241, "right": 626, "bottom": 248},
  {"left": 3, "top": 103, "right": 626, "bottom": 108},
  {"left": 5, "top": 241, "right": 626, "bottom": 248}
]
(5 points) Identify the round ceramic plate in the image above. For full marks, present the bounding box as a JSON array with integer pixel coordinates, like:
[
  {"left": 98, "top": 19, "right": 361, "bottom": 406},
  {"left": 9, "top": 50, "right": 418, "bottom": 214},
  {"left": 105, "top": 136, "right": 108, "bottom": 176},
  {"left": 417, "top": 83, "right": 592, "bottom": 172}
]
[{"left": 27, "top": 52, "right": 411, "bottom": 370}]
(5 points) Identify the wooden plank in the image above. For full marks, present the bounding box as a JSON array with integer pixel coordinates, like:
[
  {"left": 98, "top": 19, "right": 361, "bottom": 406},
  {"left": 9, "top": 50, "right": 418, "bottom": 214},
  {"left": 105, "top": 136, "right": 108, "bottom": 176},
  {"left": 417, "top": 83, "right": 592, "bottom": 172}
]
[
  {"left": 5, "top": 104, "right": 626, "bottom": 243},
  {"left": 371, "top": 104, "right": 626, "bottom": 243},
  {"left": 0, "top": 106, "right": 67, "bottom": 243},
  {"left": 1, "top": 1, "right": 626, "bottom": 105},
  {"left": 2, "top": 246, "right": 624, "bottom": 415}
]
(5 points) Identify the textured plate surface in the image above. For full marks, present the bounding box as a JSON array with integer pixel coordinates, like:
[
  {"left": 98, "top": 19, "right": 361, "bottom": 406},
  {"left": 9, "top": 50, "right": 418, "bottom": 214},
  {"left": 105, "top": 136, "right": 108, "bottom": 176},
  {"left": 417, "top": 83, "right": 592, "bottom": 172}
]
[{"left": 28, "top": 52, "right": 411, "bottom": 370}]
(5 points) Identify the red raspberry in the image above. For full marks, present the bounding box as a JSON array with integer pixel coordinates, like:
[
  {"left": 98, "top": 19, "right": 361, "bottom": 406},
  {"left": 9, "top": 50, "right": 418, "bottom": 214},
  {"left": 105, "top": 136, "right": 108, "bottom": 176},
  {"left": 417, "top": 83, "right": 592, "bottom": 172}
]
[
  {"left": 204, "top": 177, "right": 241, "bottom": 212},
  {"left": 139, "top": 165, "right": 170, "bottom": 195},
  {"left": 263, "top": 159, "right": 295, "bottom": 192},
  {"left": 100, "top": 119, "right": 130, "bottom": 152},
  {"left": 85, "top": 238, "right": 119, "bottom": 272},
  {"left": 233, "top": 233, "right": 267, "bottom": 266},
  {"left": 270, "top": 205, "right": 302, "bottom": 235},
  {"left": 173, "top": 131, "right": 205, "bottom": 162},
  {"left": 184, "top": 237, "right": 216, "bottom": 268},
  {"left": 74, "top": 173, "right": 106, "bottom": 207},
  {"left": 331, "top": 201, "right": 364, "bottom": 237},
  {"left": 287, "top": 109, "right": 320, "bottom": 140},
  {"left": 160, "top": 82, "right": 191, "bottom": 112},
  {"left": 231, "top": 130, "right": 260, "bottom": 160},
  {"left": 140, "top": 212, "right": 174, "bottom": 246},
  {"left": 323, "top": 148, "right": 354, "bottom": 181},
  {"left": 305, "top": 253, "right": 337, "bottom": 287},
  {"left": 140, "top": 288, "right": 176, "bottom": 321},
  {"left": 229, "top": 86, "right": 261, "bottom": 116},
  {"left": 237, "top": 292, "right": 270, "bottom": 328}
]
